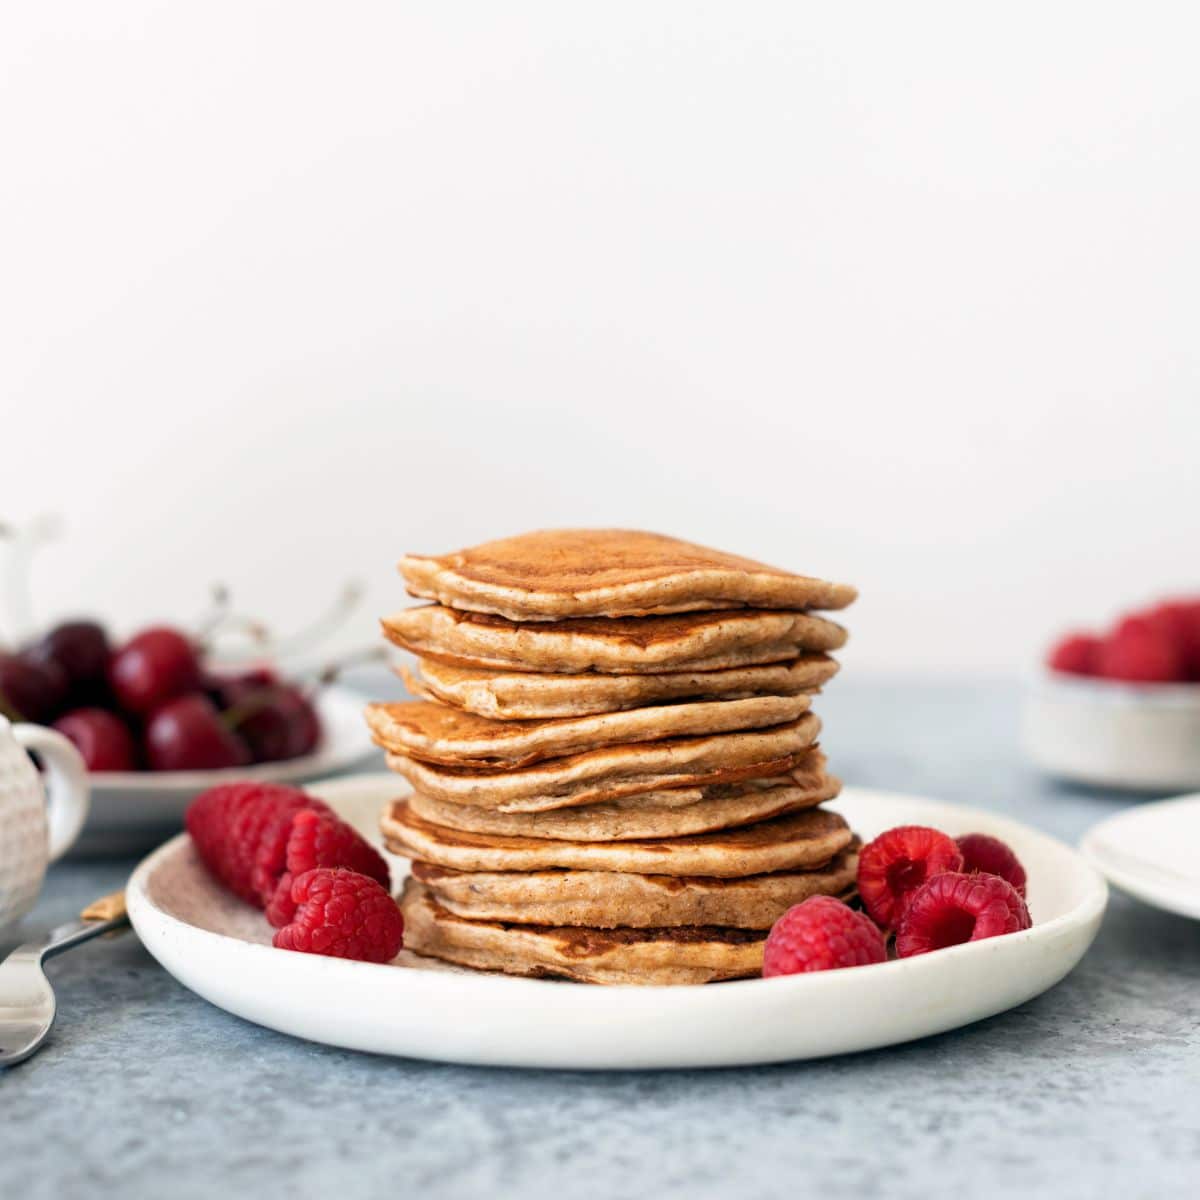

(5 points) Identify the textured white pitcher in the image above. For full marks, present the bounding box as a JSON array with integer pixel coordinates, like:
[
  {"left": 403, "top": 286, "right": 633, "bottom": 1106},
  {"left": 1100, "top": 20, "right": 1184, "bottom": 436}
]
[{"left": 0, "top": 715, "right": 90, "bottom": 929}]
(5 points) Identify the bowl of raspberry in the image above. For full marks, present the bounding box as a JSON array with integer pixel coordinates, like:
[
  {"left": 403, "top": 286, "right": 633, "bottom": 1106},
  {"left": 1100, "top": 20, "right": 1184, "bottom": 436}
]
[{"left": 1024, "top": 597, "right": 1200, "bottom": 791}]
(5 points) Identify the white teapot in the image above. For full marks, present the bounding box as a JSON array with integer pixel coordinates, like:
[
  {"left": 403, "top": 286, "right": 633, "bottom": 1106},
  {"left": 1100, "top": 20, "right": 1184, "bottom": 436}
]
[{"left": 0, "top": 716, "right": 89, "bottom": 930}]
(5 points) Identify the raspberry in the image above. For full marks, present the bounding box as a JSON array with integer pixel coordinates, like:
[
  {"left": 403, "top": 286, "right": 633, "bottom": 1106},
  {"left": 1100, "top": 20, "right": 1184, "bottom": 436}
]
[
  {"left": 762, "top": 896, "right": 886, "bottom": 977},
  {"left": 185, "top": 782, "right": 328, "bottom": 907},
  {"left": 1046, "top": 632, "right": 1101, "bottom": 676},
  {"left": 1097, "top": 616, "right": 1185, "bottom": 683},
  {"left": 273, "top": 868, "right": 404, "bottom": 963},
  {"left": 896, "top": 871, "right": 1030, "bottom": 957},
  {"left": 956, "top": 832, "right": 1027, "bottom": 898},
  {"left": 1148, "top": 600, "right": 1200, "bottom": 679},
  {"left": 222, "top": 786, "right": 327, "bottom": 906},
  {"left": 856, "top": 825, "right": 963, "bottom": 930},
  {"left": 265, "top": 808, "right": 391, "bottom": 927}
]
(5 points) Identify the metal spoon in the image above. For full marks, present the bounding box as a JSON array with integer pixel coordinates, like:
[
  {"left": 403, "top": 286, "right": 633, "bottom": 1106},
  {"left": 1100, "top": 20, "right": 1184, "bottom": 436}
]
[{"left": 0, "top": 891, "right": 128, "bottom": 1067}]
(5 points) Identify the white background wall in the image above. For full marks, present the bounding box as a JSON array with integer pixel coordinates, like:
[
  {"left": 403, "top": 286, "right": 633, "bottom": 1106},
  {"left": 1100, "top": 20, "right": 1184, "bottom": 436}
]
[{"left": 2, "top": 3, "right": 1198, "bottom": 675}]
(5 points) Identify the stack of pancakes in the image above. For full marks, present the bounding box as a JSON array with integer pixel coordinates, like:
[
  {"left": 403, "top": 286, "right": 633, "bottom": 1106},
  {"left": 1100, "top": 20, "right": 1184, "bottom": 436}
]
[{"left": 367, "top": 529, "right": 858, "bottom": 985}]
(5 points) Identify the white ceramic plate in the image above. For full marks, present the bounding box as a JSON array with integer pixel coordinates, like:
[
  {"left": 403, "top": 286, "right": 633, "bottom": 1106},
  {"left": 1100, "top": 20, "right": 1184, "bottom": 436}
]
[
  {"left": 77, "top": 687, "right": 377, "bottom": 855},
  {"left": 126, "top": 775, "right": 1107, "bottom": 1069},
  {"left": 1081, "top": 794, "right": 1200, "bottom": 920}
]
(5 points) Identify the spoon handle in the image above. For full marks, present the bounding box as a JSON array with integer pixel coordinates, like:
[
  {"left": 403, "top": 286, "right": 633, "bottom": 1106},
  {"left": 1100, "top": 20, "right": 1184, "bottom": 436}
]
[{"left": 39, "top": 892, "right": 129, "bottom": 962}]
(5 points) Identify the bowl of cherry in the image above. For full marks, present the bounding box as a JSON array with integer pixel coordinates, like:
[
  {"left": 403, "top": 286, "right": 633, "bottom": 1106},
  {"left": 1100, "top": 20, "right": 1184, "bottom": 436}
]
[
  {"left": 1023, "top": 596, "right": 1200, "bottom": 792},
  {"left": 0, "top": 620, "right": 376, "bottom": 854}
]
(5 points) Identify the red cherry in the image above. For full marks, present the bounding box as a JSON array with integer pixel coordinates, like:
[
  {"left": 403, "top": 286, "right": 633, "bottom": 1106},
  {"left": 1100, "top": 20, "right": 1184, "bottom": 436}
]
[
  {"left": 109, "top": 627, "right": 202, "bottom": 715},
  {"left": 0, "top": 653, "right": 69, "bottom": 724},
  {"left": 241, "top": 685, "right": 320, "bottom": 762},
  {"left": 144, "top": 694, "right": 250, "bottom": 771},
  {"left": 53, "top": 707, "right": 138, "bottom": 771},
  {"left": 222, "top": 666, "right": 277, "bottom": 689},
  {"left": 208, "top": 668, "right": 278, "bottom": 711},
  {"left": 1046, "top": 632, "right": 1101, "bottom": 676},
  {"left": 27, "top": 621, "right": 112, "bottom": 702},
  {"left": 281, "top": 688, "right": 321, "bottom": 758},
  {"left": 213, "top": 673, "right": 320, "bottom": 762}
]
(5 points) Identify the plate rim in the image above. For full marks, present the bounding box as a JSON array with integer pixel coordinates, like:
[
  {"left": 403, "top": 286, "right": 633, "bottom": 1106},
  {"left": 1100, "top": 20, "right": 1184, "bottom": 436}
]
[
  {"left": 127, "top": 778, "right": 1109, "bottom": 1006},
  {"left": 1080, "top": 792, "right": 1200, "bottom": 920}
]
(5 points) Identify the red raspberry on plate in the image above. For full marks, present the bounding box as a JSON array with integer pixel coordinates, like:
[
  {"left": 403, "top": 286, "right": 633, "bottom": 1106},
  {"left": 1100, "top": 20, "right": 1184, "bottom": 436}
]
[
  {"left": 1097, "top": 616, "right": 1185, "bottom": 683},
  {"left": 1046, "top": 632, "right": 1101, "bottom": 676},
  {"left": 265, "top": 808, "right": 391, "bottom": 927},
  {"left": 856, "top": 825, "right": 963, "bottom": 930},
  {"left": 185, "top": 782, "right": 327, "bottom": 907},
  {"left": 762, "top": 896, "right": 886, "bottom": 977},
  {"left": 895, "top": 871, "right": 1031, "bottom": 958},
  {"left": 956, "top": 832, "right": 1027, "bottom": 898},
  {"left": 273, "top": 868, "right": 404, "bottom": 963}
]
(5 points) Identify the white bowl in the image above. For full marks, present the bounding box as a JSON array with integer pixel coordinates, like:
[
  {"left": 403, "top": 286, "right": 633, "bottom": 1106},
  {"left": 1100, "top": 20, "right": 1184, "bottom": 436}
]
[
  {"left": 126, "top": 774, "right": 1108, "bottom": 1070},
  {"left": 1022, "top": 669, "right": 1200, "bottom": 792},
  {"left": 75, "top": 686, "right": 378, "bottom": 855}
]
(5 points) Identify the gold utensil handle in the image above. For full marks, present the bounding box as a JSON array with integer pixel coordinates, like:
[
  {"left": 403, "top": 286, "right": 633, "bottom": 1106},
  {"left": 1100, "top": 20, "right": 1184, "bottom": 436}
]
[{"left": 80, "top": 891, "right": 127, "bottom": 922}]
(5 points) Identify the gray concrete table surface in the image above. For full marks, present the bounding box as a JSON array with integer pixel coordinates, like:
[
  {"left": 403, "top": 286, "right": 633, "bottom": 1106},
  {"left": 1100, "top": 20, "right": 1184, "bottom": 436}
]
[{"left": 2, "top": 678, "right": 1197, "bottom": 1200}]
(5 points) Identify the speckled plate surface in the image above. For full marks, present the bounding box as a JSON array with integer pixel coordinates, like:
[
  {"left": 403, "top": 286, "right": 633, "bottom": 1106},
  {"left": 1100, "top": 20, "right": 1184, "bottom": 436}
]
[{"left": 126, "top": 775, "right": 1107, "bottom": 1070}]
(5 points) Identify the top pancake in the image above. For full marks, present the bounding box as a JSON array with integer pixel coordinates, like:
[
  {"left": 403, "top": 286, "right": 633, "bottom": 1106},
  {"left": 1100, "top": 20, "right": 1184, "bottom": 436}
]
[
  {"left": 399, "top": 529, "right": 856, "bottom": 620},
  {"left": 382, "top": 606, "right": 847, "bottom": 675}
]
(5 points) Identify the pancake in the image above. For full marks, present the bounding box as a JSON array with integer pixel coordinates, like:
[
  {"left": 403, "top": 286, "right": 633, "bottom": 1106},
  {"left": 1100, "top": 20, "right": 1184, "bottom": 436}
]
[
  {"left": 399, "top": 529, "right": 856, "bottom": 620},
  {"left": 364, "top": 694, "right": 810, "bottom": 770},
  {"left": 405, "top": 762, "right": 840, "bottom": 841},
  {"left": 398, "top": 880, "right": 766, "bottom": 985},
  {"left": 381, "top": 606, "right": 847, "bottom": 675},
  {"left": 410, "top": 844, "right": 860, "bottom": 929},
  {"left": 384, "top": 713, "right": 821, "bottom": 812},
  {"left": 404, "top": 654, "right": 839, "bottom": 719},
  {"left": 382, "top": 801, "right": 852, "bottom": 877}
]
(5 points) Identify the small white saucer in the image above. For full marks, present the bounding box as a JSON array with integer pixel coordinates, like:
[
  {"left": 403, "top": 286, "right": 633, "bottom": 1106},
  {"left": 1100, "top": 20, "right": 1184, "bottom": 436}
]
[
  {"left": 1081, "top": 794, "right": 1200, "bottom": 920},
  {"left": 126, "top": 775, "right": 1108, "bottom": 1070}
]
